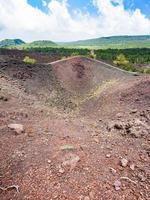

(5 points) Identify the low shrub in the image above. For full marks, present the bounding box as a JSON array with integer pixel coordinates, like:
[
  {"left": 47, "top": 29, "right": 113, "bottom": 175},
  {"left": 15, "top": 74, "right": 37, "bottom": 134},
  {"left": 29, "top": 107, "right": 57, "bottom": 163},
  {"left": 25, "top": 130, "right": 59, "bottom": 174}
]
[
  {"left": 120, "top": 64, "right": 137, "bottom": 72},
  {"left": 23, "top": 56, "right": 36, "bottom": 64},
  {"left": 144, "top": 67, "right": 150, "bottom": 74},
  {"left": 71, "top": 52, "right": 80, "bottom": 56},
  {"left": 113, "top": 54, "right": 129, "bottom": 66},
  {"left": 88, "top": 53, "right": 96, "bottom": 59}
]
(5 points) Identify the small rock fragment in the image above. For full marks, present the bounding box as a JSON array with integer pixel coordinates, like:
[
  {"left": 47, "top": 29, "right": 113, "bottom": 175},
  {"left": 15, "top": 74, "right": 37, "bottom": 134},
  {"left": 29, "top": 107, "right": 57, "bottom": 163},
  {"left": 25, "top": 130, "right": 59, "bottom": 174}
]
[
  {"left": 84, "top": 196, "right": 90, "bottom": 200},
  {"left": 138, "top": 174, "right": 146, "bottom": 182},
  {"left": 106, "top": 154, "right": 111, "bottom": 158},
  {"left": 114, "top": 180, "right": 121, "bottom": 191},
  {"left": 59, "top": 167, "right": 65, "bottom": 174},
  {"left": 130, "top": 164, "right": 135, "bottom": 171},
  {"left": 62, "top": 153, "right": 80, "bottom": 171},
  {"left": 110, "top": 167, "right": 117, "bottom": 175},
  {"left": 116, "top": 113, "right": 123, "bottom": 118},
  {"left": 48, "top": 160, "right": 52, "bottom": 164},
  {"left": 0, "top": 96, "right": 8, "bottom": 101},
  {"left": 60, "top": 144, "right": 75, "bottom": 151},
  {"left": 114, "top": 123, "right": 124, "bottom": 130},
  {"left": 89, "top": 191, "right": 95, "bottom": 199},
  {"left": 130, "top": 109, "right": 137, "bottom": 114},
  {"left": 120, "top": 158, "right": 128, "bottom": 167},
  {"left": 8, "top": 123, "right": 24, "bottom": 134},
  {"left": 93, "top": 137, "right": 99, "bottom": 143}
]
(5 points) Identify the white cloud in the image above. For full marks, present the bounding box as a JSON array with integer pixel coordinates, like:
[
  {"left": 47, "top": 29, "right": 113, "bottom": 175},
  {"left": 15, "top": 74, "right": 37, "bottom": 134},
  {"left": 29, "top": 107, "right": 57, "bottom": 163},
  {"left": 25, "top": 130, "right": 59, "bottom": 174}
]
[
  {"left": 42, "top": 0, "right": 47, "bottom": 7},
  {"left": 0, "top": 0, "right": 150, "bottom": 42}
]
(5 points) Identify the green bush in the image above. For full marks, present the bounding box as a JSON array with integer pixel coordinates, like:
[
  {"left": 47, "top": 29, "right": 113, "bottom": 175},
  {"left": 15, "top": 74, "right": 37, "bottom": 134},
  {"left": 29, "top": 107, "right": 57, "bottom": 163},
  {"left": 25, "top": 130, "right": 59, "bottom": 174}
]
[
  {"left": 61, "top": 56, "right": 67, "bottom": 60},
  {"left": 23, "top": 56, "right": 36, "bottom": 64},
  {"left": 120, "top": 64, "right": 137, "bottom": 72},
  {"left": 88, "top": 49, "right": 96, "bottom": 59},
  {"left": 71, "top": 52, "right": 80, "bottom": 56},
  {"left": 88, "top": 53, "right": 96, "bottom": 59},
  {"left": 113, "top": 54, "right": 129, "bottom": 66},
  {"left": 144, "top": 67, "right": 150, "bottom": 74}
]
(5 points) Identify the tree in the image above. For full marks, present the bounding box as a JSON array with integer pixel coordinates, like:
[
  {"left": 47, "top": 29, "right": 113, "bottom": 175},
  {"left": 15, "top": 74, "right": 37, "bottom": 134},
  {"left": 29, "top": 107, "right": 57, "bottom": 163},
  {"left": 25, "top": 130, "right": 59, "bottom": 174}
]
[{"left": 113, "top": 54, "right": 129, "bottom": 66}]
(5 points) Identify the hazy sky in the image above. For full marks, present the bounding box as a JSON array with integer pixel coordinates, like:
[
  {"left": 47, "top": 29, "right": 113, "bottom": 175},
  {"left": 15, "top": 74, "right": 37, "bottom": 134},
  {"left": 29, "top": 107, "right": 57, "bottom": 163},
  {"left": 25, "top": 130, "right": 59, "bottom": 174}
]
[{"left": 0, "top": 0, "right": 150, "bottom": 42}]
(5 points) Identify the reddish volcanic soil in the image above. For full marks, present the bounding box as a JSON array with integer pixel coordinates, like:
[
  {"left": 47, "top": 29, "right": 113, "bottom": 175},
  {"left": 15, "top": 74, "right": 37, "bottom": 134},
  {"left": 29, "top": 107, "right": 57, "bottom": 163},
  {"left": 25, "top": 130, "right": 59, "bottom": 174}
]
[{"left": 0, "top": 53, "right": 150, "bottom": 200}]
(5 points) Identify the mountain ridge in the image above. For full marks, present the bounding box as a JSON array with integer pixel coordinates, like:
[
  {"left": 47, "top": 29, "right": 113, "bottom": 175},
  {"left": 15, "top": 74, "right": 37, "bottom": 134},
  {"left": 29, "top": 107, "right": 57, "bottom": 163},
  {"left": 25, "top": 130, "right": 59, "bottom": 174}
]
[
  {"left": 1, "top": 35, "right": 150, "bottom": 49},
  {"left": 61, "top": 35, "right": 150, "bottom": 48},
  {"left": 0, "top": 39, "right": 25, "bottom": 47}
]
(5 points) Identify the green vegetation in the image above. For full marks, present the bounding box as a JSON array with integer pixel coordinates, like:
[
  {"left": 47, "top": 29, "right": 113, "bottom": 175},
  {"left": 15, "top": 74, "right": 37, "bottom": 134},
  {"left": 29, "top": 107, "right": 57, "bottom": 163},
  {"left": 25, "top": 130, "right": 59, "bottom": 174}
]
[
  {"left": 113, "top": 54, "right": 129, "bottom": 66},
  {"left": 1, "top": 43, "right": 150, "bottom": 73},
  {"left": 1, "top": 35, "right": 150, "bottom": 49},
  {"left": 0, "top": 39, "right": 25, "bottom": 47},
  {"left": 88, "top": 49, "right": 96, "bottom": 59},
  {"left": 113, "top": 54, "right": 136, "bottom": 72},
  {"left": 95, "top": 48, "right": 150, "bottom": 64},
  {"left": 20, "top": 40, "right": 58, "bottom": 48},
  {"left": 26, "top": 47, "right": 90, "bottom": 57},
  {"left": 23, "top": 56, "right": 36, "bottom": 64},
  {"left": 71, "top": 52, "right": 80, "bottom": 56},
  {"left": 0, "top": 39, "right": 58, "bottom": 49},
  {"left": 95, "top": 48, "right": 150, "bottom": 72},
  {"left": 62, "top": 35, "right": 150, "bottom": 49},
  {"left": 144, "top": 67, "right": 150, "bottom": 74},
  {"left": 20, "top": 47, "right": 150, "bottom": 73}
]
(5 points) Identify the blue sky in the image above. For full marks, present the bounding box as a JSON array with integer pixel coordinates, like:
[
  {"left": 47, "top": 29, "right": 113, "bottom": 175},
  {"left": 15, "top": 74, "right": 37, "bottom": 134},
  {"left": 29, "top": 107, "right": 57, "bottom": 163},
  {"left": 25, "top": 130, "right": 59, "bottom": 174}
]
[
  {"left": 28, "top": 0, "right": 150, "bottom": 18},
  {"left": 27, "top": 0, "right": 98, "bottom": 15},
  {"left": 0, "top": 0, "right": 150, "bottom": 42}
]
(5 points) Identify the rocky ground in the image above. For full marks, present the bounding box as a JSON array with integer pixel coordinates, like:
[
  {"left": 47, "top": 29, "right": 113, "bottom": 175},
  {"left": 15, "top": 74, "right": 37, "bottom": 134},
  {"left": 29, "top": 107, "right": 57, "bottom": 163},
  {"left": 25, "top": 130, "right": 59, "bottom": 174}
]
[{"left": 0, "top": 51, "right": 150, "bottom": 200}]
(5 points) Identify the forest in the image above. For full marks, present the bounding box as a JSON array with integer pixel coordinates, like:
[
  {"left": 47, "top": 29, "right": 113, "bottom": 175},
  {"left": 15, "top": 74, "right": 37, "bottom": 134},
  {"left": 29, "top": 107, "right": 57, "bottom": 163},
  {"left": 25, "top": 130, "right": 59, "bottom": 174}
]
[{"left": 25, "top": 47, "right": 150, "bottom": 73}]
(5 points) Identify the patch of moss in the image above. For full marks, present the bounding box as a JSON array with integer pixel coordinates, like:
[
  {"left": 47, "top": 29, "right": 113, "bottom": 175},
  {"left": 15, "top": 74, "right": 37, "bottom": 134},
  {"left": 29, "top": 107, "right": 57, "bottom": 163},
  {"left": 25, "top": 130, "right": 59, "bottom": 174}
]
[{"left": 74, "top": 79, "right": 117, "bottom": 106}]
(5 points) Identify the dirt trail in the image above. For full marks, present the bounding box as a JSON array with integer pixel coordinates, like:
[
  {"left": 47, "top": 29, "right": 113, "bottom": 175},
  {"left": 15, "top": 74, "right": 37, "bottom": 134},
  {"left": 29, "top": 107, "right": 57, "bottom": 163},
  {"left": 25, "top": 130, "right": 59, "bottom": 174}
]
[{"left": 0, "top": 54, "right": 150, "bottom": 200}]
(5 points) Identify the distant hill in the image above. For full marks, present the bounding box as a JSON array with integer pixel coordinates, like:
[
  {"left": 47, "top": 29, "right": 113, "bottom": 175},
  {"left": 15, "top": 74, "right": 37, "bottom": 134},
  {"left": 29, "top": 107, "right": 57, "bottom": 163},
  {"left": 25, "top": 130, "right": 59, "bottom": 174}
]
[
  {"left": 0, "top": 39, "right": 25, "bottom": 47},
  {"left": 61, "top": 35, "right": 150, "bottom": 49},
  {"left": 1, "top": 36, "right": 150, "bottom": 49},
  {"left": 24, "top": 40, "right": 58, "bottom": 48},
  {"left": 0, "top": 39, "right": 58, "bottom": 49}
]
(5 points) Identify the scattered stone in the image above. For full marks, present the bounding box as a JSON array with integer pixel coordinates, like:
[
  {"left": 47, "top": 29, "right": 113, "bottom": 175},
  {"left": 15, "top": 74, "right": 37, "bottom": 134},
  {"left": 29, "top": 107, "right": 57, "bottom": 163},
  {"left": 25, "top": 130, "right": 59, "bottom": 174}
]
[
  {"left": 114, "top": 122, "right": 124, "bottom": 130},
  {"left": 8, "top": 123, "right": 24, "bottom": 134},
  {"left": 89, "top": 191, "right": 95, "bottom": 199},
  {"left": 84, "top": 196, "right": 90, "bottom": 200},
  {"left": 60, "top": 144, "right": 75, "bottom": 151},
  {"left": 107, "top": 122, "right": 114, "bottom": 131},
  {"left": 0, "top": 96, "right": 8, "bottom": 101},
  {"left": 79, "top": 195, "right": 84, "bottom": 200},
  {"left": 130, "top": 164, "right": 135, "bottom": 171},
  {"left": 52, "top": 191, "right": 59, "bottom": 199},
  {"left": 0, "top": 184, "right": 19, "bottom": 193},
  {"left": 138, "top": 174, "right": 146, "bottom": 182},
  {"left": 110, "top": 167, "right": 117, "bottom": 175},
  {"left": 130, "top": 109, "right": 138, "bottom": 114},
  {"left": 59, "top": 167, "right": 65, "bottom": 174},
  {"left": 27, "top": 132, "right": 34, "bottom": 137},
  {"left": 120, "top": 158, "right": 128, "bottom": 167},
  {"left": 124, "top": 123, "right": 132, "bottom": 134},
  {"left": 116, "top": 113, "right": 123, "bottom": 118},
  {"left": 120, "top": 176, "right": 137, "bottom": 184},
  {"left": 62, "top": 153, "right": 80, "bottom": 171},
  {"left": 12, "top": 150, "right": 25, "bottom": 159},
  {"left": 48, "top": 160, "right": 52, "bottom": 164},
  {"left": 107, "top": 121, "right": 124, "bottom": 131},
  {"left": 114, "top": 180, "right": 121, "bottom": 191},
  {"left": 106, "top": 154, "right": 111, "bottom": 158},
  {"left": 93, "top": 137, "right": 99, "bottom": 143},
  {"left": 130, "top": 131, "right": 140, "bottom": 138}
]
